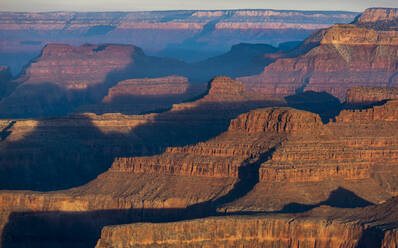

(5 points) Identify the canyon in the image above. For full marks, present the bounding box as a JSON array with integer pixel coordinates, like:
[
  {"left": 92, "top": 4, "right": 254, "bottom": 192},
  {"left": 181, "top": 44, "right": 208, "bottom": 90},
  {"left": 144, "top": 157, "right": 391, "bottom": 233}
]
[
  {"left": 0, "top": 7, "right": 398, "bottom": 248},
  {"left": 1, "top": 82, "right": 398, "bottom": 247}
]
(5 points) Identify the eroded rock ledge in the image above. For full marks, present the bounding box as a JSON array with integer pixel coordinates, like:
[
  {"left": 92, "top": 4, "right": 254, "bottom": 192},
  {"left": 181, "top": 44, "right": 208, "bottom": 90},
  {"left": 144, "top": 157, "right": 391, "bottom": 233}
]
[{"left": 95, "top": 216, "right": 365, "bottom": 248}]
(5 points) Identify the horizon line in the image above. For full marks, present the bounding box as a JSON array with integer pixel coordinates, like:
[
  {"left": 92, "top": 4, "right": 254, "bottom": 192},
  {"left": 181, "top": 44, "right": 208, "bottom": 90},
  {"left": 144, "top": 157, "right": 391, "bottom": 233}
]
[{"left": 0, "top": 7, "right": 378, "bottom": 14}]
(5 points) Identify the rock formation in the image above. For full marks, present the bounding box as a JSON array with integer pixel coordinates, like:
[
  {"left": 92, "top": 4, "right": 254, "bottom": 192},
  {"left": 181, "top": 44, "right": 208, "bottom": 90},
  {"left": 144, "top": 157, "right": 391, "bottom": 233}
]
[
  {"left": 220, "top": 96, "right": 398, "bottom": 213},
  {"left": 96, "top": 216, "right": 366, "bottom": 248},
  {"left": 239, "top": 8, "right": 398, "bottom": 100},
  {"left": 355, "top": 8, "right": 398, "bottom": 30},
  {"left": 0, "top": 44, "right": 188, "bottom": 118},
  {"left": 96, "top": 195, "right": 398, "bottom": 248}
]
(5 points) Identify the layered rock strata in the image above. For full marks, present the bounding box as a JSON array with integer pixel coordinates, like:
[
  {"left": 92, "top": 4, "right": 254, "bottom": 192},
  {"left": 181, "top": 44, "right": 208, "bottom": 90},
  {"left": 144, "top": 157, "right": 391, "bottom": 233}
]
[
  {"left": 221, "top": 97, "right": 398, "bottom": 213},
  {"left": 96, "top": 216, "right": 365, "bottom": 248},
  {"left": 0, "top": 76, "right": 284, "bottom": 190},
  {"left": 239, "top": 8, "right": 398, "bottom": 100}
]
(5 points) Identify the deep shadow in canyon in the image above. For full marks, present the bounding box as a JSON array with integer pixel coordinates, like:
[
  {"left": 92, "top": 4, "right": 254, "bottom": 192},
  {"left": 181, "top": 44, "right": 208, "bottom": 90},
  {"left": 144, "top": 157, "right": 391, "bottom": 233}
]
[
  {"left": 285, "top": 91, "right": 343, "bottom": 124},
  {"left": 188, "top": 146, "right": 279, "bottom": 214},
  {"left": 278, "top": 187, "right": 374, "bottom": 213},
  {"left": 0, "top": 96, "right": 282, "bottom": 191}
]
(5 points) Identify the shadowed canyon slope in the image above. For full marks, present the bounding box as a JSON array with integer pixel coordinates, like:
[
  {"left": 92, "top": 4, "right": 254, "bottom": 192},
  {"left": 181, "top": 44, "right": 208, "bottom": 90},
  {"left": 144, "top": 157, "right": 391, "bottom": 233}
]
[
  {"left": 0, "top": 76, "right": 284, "bottom": 191},
  {"left": 239, "top": 8, "right": 398, "bottom": 100},
  {"left": 0, "top": 66, "right": 12, "bottom": 100},
  {"left": 0, "top": 10, "right": 358, "bottom": 74}
]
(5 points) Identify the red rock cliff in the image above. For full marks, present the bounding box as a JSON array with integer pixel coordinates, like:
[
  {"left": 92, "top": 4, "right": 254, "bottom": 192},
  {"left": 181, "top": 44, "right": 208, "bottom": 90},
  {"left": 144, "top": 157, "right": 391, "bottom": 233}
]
[{"left": 96, "top": 216, "right": 365, "bottom": 248}]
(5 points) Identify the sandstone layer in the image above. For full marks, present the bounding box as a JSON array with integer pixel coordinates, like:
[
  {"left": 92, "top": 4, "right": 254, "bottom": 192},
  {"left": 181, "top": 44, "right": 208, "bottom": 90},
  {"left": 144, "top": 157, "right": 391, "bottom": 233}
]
[{"left": 96, "top": 216, "right": 365, "bottom": 248}]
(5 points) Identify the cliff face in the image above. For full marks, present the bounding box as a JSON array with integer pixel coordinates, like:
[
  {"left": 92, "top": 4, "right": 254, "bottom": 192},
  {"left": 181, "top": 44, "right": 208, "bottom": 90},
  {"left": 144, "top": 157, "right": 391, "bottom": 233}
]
[
  {"left": 110, "top": 77, "right": 293, "bottom": 178},
  {"left": 345, "top": 86, "right": 398, "bottom": 106},
  {"left": 355, "top": 8, "right": 398, "bottom": 30},
  {"left": 110, "top": 108, "right": 313, "bottom": 178},
  {"left": 337, "top": 99, "right": 398, "bottom": 122},
  {"left": 239, "top": 8, "right": 398, "bottom": 100},
  {"left": 96, "top": 216, "right": 365, "bottom": 248},
  {"left": 94, "top": 195, "right": 398, "bottom": 248},
  {"left": 103, "top": 76, "right": 190, "bottom": 101},
  {"left": 229, "top": 107, "right": 322, "bottom": 134},
  {"left": 220, "top": 95, "right": 398, "bottom": 213},
  {"left": 0, "top": 44, "right": 188, "bottom": 118},
  {"left": 22, "top": 44, "right": 142, "bottom": 88}
]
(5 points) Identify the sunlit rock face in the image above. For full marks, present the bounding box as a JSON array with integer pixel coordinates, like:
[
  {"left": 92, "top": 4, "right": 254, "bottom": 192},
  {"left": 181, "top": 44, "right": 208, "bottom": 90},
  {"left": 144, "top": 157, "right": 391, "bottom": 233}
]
[
  {"left": 239, "top": 8, "right": 398, "bottom": 101},
  {"left": 95, "top": 216, "right": 365, "bottom": 248}
]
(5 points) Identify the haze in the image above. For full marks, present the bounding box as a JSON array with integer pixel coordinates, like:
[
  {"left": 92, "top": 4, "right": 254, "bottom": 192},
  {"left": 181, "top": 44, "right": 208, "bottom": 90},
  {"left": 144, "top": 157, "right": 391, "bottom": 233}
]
[{"left": 1, "top": 0, "right": 398, "bottom": 12}]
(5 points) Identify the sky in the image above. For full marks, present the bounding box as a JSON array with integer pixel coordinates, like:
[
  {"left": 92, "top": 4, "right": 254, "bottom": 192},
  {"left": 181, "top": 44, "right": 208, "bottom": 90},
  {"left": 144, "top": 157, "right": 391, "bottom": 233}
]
[{"left": 0, "top": 0, "right": 397, "bottom": 12}]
